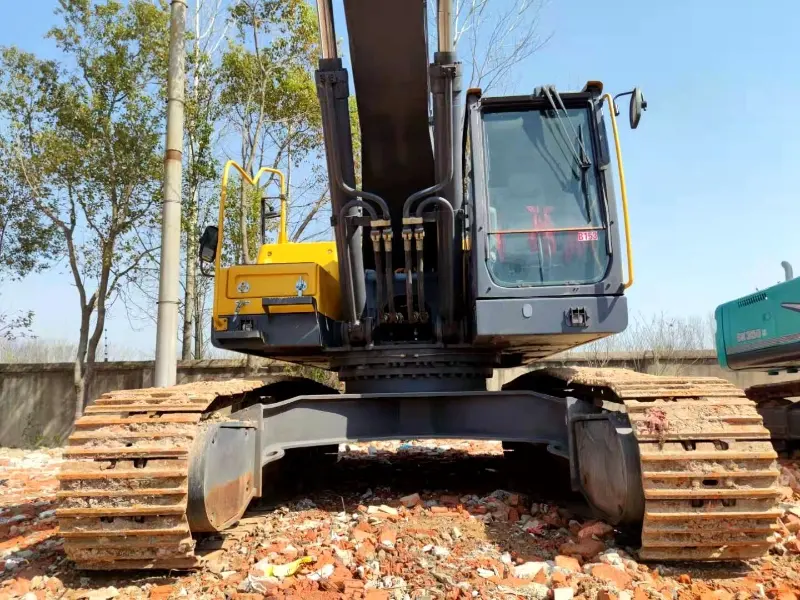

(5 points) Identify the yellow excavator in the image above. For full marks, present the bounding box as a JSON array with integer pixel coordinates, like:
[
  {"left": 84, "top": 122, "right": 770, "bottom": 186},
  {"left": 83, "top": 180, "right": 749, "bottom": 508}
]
[{"left": 57, "top": 0, "right": 781, "bottom": 570}]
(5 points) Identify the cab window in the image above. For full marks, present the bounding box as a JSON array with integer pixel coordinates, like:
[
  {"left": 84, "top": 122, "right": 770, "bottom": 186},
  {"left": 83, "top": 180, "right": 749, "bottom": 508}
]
[{"left": 482, "top": 106, "right": 609, "bottom": 287}]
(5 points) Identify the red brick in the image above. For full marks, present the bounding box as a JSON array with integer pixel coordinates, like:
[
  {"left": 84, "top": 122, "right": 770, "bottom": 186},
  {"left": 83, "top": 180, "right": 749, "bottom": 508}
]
[
  {"left": 577, "top": 521, "right": 614, "bottom": 540},
  {"left": 400, "top": 493, "right": 421, "bottom": 508},
  {"left": 352, "top": 528, "right": 373, "bottom": 542},
  {"left": 356, "top": 540, "right": 376, "bottom": 561},
  {"left": 555, "top": 555, "right": 581, "bottom": 572},
  {"left": 559, "top": 538, "right": 605, "bottom": 559},
  {"left": 785, "top": 538, "right": 800, "bottom": 554},
  {"left": 699, "top": 592, "right": 733, "bottom": 600},
  {"left": 5, "top": 579, "right": 30, "bottom": 597},
  {"left": 508, "top": 508, "right": 520, "bottom": 523},
  {"left": 440, "top": 495, "right": 460, "bottom": 506},
  {"left": 343, "top": 579, "right": 365, "bottom": 590},
  {"left": 365, "top": 591, "right": 390, "bottom": 600},
  {"left": 784, "top": 514, "right": 800, "bottom": 533},
  {"left": 597, "top": 592, "right": 618, "bottom": 600},
  {"left": 633, "top": 588, "right": 649, "bottom": 600},
  {"left": 591, "top": 564, "right": 632, "bottom": 590},
  {"left": 379, "top": 526, "right": 397, "bottom": 547},
  {"left": 150, "top": 584, "right": 174, "bottom": 600},
  {"left": 430, "top": 506, "right": 449, "bottom": 514},
  {"left": 678, "top": 574, "right": 692, "bottom": 584}
]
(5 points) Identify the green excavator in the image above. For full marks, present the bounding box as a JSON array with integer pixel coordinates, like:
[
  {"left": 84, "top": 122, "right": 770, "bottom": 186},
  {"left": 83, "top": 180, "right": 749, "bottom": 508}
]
[
  {"left": 56, "top": 0, "right": 781, "bottom": 570},
  {"left": 716, "top": 261, "right": 800, "bottom": 451}
]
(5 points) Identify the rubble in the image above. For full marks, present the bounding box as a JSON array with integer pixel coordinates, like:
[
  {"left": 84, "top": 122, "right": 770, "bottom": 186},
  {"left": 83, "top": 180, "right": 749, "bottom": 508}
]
[{"left": 0, "top": 443, "right": 799, "bottom": 600}]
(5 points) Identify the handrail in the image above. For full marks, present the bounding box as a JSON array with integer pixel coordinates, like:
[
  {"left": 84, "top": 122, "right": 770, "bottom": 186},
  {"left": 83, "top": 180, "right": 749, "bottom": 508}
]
[
  {"left": 215, "top": 160, "right": 288, "bottom": 275},
  {"left": 602, "top": 93, "right": 634, "bottom": 290}
]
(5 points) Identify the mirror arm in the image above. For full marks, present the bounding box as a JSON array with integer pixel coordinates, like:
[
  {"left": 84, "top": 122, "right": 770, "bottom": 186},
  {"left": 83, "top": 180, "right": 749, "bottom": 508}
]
[
  {"left": 199, "top": 258, "right": 214, "bottom": 278},
  {"left": 612, "top": 90, "right": 631, "bottom": 116}
]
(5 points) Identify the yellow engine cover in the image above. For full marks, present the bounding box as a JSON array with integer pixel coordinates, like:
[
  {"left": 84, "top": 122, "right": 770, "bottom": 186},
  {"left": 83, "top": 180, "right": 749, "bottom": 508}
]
[
  {"left": 213, "top": 241, "right": 340, "bottom": 331},
  {"left": 257, "top": 241, "right": 338, "bottom": 281}
]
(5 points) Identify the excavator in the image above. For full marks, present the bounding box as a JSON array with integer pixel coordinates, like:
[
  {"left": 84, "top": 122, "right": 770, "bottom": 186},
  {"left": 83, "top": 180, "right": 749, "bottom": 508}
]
[
  {"left": 716, "top": 261, "right": 800, "bottom": 451},
  {"left": 56, "top": 0, "right": 781, "bottom": 570}
]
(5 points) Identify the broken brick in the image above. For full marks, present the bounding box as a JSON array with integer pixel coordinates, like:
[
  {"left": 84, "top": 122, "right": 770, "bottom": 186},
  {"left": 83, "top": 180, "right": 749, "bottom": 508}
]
[
  {"left": 591, "top": 564, "right": 632, "bottom": 590},
  {"left": 559, "top": 538, "right": 606, "bottom": 559},
  {"left": 555, "top": 555, "right": 581, "bottom": 572}
]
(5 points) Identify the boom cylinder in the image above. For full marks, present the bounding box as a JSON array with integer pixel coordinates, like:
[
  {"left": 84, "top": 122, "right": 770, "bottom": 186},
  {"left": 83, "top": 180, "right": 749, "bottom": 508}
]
[
  {"left": 316, "top": 65, "right": 367, "bottom": 327},
  {"left": 316, "top": 0, "right": 337, "bottom": 60},
  {"left": 437, "top": 0, "right": 454, "bottom": 54}
]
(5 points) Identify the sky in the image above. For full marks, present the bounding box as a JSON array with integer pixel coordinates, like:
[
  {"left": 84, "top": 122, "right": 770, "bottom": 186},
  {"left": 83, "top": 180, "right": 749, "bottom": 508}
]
[{"left": 2, "top": 0, "right": 799, "bottom": 357}]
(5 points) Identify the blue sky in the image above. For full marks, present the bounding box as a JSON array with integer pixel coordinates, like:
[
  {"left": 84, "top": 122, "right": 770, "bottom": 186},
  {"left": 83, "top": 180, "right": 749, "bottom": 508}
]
[{"left": 2, "top": 0, "right": 798, "bottom": 356}]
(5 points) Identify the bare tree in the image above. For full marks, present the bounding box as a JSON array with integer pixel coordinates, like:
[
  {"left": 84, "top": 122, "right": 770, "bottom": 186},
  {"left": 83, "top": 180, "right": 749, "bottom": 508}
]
[
  {"left": 574, "top": 312, "right": 716, "bottom": 375},
  {"left": 429, "top": 0, "right": 552, "bottom": 93},
  {"left": 181, "top": 0, "right": 232, "bottom": 359}
]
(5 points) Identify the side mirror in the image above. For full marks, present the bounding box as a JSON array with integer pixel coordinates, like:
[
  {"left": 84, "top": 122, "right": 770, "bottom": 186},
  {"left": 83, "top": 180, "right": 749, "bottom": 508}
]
[
  {"left": 261, "top": 196, "right": 281, "bottom": 220},
  {"left": 199, "top": 225, "right": 218, "bottom": 263},
  {"left": 629, "top": 87, "right": 647, "bottom": 129}
]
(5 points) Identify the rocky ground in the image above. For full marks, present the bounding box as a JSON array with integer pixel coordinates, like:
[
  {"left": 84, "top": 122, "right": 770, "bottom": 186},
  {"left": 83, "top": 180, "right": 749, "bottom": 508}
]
[{"left": 1, "top": 441, "right": 800, "bottom": 600}]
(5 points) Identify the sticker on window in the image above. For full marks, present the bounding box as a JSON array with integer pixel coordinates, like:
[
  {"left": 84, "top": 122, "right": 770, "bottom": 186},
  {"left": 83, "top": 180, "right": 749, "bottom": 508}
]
[{"left": 576, "top": 230, "right": 599, "bottom": 242}]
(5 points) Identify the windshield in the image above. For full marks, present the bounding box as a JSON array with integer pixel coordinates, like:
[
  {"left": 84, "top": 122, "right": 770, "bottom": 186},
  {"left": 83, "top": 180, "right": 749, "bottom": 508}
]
[{"left": 482, "top": 106, "right": 609, "bottom": 287}]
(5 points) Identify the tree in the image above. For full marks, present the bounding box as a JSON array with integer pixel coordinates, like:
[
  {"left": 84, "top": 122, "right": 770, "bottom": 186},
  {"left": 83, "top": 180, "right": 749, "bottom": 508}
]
[
  {"left": 576, "top": 312, "right": 716, "bottom": 375},
  {"left": 0, "top": 0, "right": 169, "bottom": 418},
  {"left": 181, "top": 0, "right": 231, "bottom": 359},
  {"left": 430, "top": 0, "right": 551, "bottom": 93},
  {"left": 0, "top": 143, "right": 58, "bottom": 340},
  {"left": 219, "top": 0, "right": 324, "bottom": 263},
  {"left": 0, "top": 307, "right": 34, "bottom": 341}
]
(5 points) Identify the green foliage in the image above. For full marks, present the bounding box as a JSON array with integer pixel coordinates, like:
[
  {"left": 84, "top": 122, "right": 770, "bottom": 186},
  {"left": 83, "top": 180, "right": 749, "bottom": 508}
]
[
  {"left": 219, "top": 0, "right": 324, "bottom": 258},
  {"left": 0, "top": 302, "right": 34, "bottom": 341},
  {"left": 0, "top": 0, "right": 170, "bottom": 373}
]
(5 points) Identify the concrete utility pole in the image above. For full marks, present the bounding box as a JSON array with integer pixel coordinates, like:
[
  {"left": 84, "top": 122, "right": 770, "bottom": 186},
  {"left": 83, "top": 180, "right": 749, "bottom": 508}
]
[{"left": 154, "top": 0, "right": 188, "bottom": 387}]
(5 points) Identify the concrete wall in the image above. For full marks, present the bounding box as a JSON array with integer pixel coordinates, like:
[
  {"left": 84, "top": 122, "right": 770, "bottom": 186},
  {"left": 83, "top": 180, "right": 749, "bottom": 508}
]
[
  {"left": 1, "top": 353, "right": 795, "bottom": 448},
  {"left": 0, "top": 360, "right": 297, "bottom": 448}
]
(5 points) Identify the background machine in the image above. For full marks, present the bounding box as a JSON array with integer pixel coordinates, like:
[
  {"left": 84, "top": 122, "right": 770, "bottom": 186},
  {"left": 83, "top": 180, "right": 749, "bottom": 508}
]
[
  {"left": 716, "top": 261, "right": 800, "bottom": 450},
  {"left": 57, "top": 0, "right": 781, "bottom": 570}
]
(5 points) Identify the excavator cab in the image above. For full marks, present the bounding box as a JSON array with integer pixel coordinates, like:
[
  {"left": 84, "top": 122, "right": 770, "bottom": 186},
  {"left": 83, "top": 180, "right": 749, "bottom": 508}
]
[{"left": 466, "top": 85, "right": 637, "bottom": 361}]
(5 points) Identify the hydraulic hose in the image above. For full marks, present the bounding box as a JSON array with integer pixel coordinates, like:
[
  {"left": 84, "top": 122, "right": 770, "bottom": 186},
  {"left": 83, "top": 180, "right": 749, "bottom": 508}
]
[
  {"left": 403, "top": 229, "right": 415, "bottom": 322},
  {"left": 402, "top": 75, "right": 454, "bottom": 219},
  {"left": 320, "top": 83, "right": 390, "bottom": 219},
  {"left": 415, "top": 196, "right": 455, "bottom": 329}
]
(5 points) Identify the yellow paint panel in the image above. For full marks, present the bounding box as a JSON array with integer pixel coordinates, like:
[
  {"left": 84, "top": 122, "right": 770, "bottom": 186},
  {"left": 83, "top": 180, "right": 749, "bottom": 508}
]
[
  {"left": 227, "top": 264, "right": 318, "bottom": 298},
  {"left": 215, "top": 263, "right": 341, "bottom": 321},
  {"left": 257, "top": 241, "right": 338, "bottom": 281}
]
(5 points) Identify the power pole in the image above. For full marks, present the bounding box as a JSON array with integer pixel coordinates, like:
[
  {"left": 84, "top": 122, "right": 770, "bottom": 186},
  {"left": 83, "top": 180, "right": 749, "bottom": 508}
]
[{"left": 154, "top": 0, "right": 187, "bottom": 387}]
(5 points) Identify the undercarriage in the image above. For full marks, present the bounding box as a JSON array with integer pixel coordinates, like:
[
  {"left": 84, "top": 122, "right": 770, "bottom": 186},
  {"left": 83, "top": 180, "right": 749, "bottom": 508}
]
[
  {"left": 745, "top": 379, "right": 800, "bottom": 452},
  {"left": 57, "top": 367, "right": 781, "bottom": 569}
]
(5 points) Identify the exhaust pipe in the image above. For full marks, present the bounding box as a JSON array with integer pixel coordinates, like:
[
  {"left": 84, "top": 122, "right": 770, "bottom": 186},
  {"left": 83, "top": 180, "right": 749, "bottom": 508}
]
[{"left": 782, "top": 261, "right": 794, "bottom": 282}]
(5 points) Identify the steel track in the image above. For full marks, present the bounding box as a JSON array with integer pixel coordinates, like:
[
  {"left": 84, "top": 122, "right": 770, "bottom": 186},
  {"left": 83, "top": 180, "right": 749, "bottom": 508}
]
[
  {"left": 546, "top": 367, "right": 781, "bottom": 561},
  {"left": 56, "top": 380, "right": 264, "bottom": 570}
]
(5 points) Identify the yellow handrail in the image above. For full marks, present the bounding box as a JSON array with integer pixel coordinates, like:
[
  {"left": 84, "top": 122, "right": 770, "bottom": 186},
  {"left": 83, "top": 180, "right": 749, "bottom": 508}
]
[
  {"left": 603, "top": 93, "right": 634, "bottom": 289},
  {"left": 215, "top": 160, "right": 288, "bottom": 274}
]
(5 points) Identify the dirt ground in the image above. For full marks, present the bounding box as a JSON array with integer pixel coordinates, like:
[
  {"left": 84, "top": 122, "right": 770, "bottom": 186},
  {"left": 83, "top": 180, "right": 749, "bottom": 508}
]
[{"left": 1, "top": 441, "right": 799, "bottom": 600}]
